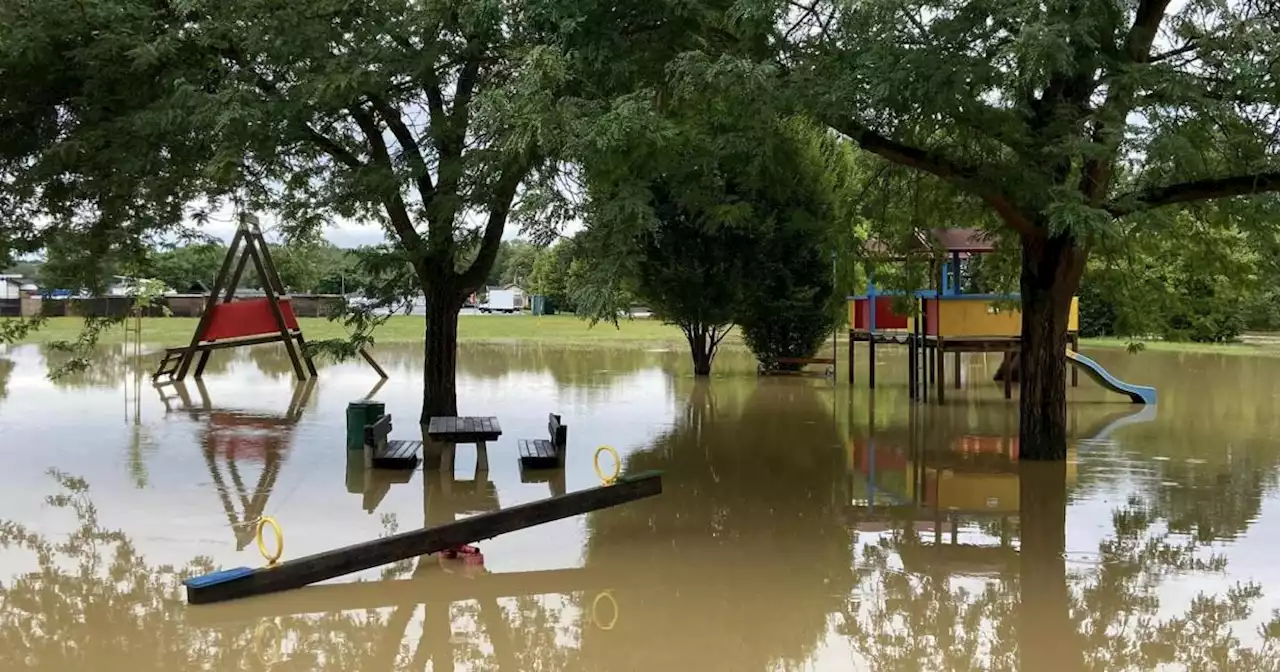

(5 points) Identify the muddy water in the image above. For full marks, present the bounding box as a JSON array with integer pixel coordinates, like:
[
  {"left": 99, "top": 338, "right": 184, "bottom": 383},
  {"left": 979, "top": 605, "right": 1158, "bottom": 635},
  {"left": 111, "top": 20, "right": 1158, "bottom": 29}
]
[{"left": 1, "top": 341, "right": 1279, "bottom": 670}]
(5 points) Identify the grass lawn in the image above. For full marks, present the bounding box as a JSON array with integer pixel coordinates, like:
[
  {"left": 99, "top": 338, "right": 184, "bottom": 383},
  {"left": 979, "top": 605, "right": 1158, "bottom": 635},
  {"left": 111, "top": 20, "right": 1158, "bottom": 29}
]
[
  {"left": 7, "top": 315, "right": 1280, "bottom": 356},
  {"left": 3, "top": 314, "right": 716, "bottom": 348},
  {"left": 1081, "top": 335, "right": 1280, "bottom": 357}
]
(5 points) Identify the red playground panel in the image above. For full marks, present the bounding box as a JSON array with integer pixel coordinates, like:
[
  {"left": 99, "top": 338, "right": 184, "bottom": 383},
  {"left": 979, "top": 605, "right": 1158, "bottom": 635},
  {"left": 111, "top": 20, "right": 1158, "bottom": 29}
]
[
  {"left": 952, "top": 435, "right": 1019, "bottom": 460},
  {"left": 851, "top": 296, "right": 911, "bottom": 331},
  {"left": 852, "top": 442, "right": 911, "bottom": 472},
  {"left": 201, "top": 299, "right": 300, "bottom": 342}
]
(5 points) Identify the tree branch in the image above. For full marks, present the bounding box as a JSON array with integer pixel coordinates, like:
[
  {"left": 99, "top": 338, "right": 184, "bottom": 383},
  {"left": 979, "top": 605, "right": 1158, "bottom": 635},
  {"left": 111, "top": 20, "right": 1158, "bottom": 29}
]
[
  {"left": 367, "top": 93, "right": 435, "bottom": 205},
  {"left": 1149, "top": 40, "right": 1200, "bottom": 63},
  {"left": 824, "top": 115, "right": 1036, "bottom": 236},
  {"left": 453, "top": 45, "right": 483, "bottom": 119},
  {"left": 349, "top": 106, "right": 423, "bottom": 254},
  {"left": 218, "top": 45, "right": 368, "bottom": 171},
  {"left": 302, "top": 126, "right": 364, "bottom": 169},
  {"left": 1106, "top": 171, "right": 1280, "bottom": 215},
  {"left": 458, "top": 157, "right": 534, "bottom": 291},
  {"left": 1080, "top": 0, "right": 1174, "bottom": 201}
]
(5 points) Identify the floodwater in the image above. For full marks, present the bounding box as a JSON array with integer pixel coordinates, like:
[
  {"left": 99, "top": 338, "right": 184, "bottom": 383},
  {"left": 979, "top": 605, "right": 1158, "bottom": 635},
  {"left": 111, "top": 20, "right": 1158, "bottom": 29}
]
[{"left": 1, "top": 340, "right": 1279, "bottom": 671}]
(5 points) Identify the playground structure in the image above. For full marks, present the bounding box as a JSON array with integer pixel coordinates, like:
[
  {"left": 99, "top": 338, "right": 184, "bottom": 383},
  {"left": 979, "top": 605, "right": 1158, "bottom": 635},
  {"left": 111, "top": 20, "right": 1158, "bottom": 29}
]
[
  {"left": 846, "top": 227, "right": 1154, "bottom": 404},
  {"left": 152, "top": 214, "right": 387, "bottom": 383}
]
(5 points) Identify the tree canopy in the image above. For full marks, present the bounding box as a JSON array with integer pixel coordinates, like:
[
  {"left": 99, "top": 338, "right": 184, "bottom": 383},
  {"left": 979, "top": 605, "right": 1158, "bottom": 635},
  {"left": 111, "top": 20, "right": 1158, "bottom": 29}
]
[{"left": 767, "top": 0, "right": 1280, "bottom": 456}]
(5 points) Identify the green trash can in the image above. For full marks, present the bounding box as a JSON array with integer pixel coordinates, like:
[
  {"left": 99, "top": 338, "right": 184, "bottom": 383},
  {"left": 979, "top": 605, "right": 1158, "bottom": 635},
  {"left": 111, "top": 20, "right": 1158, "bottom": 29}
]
[{"left": 346, "top": 400, "right": 386, "bottom": 451}]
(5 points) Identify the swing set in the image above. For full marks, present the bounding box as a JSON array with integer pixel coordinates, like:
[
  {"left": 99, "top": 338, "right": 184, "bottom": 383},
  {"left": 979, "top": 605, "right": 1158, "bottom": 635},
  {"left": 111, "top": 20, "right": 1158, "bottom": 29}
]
[{"left": 152, "top": 214, "right": 386, "bottom": 382}]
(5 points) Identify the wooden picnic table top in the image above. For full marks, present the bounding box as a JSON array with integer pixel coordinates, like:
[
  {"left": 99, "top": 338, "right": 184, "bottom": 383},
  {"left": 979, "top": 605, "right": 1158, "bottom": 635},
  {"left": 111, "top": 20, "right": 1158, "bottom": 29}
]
[{"left": 427, "top": 416, "right": 502, "bottom": 442}]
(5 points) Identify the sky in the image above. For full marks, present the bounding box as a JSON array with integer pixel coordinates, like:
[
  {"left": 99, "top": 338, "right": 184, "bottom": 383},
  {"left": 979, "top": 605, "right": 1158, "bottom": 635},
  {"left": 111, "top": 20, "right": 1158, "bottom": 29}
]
[{"left": 193, "top": 201, "right": 532, "bottom": 249}]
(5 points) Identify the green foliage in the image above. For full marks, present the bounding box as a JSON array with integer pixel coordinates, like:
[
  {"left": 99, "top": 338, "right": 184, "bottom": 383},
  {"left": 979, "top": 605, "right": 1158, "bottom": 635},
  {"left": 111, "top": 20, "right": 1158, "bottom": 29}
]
[
  {"left": 146, "top": 242, "right": 226, "bottom": 292},
  {"left": 487, "top": 240, "right": 540, "bottom": 288},
  {"left": 735, "top": 126, "right": 844, "bottom": 367},
  {"left": 272, "top": 241, "right": 343, "bottom": 294},
  {"left": 1080, "top": 209, "right": 1277, "bottom": 343},
  {"left": 527, "top": 240, "right": 579, "bottom": 312}
]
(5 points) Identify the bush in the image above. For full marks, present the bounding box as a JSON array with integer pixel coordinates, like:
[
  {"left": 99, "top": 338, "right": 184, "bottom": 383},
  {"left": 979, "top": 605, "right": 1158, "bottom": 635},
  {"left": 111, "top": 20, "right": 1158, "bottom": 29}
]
[
  {"left": 737, "top": 212, "right": 837, "bottom": 369},
  {"left": 739, "top": 286, "right": 836, "bottom": 369}
]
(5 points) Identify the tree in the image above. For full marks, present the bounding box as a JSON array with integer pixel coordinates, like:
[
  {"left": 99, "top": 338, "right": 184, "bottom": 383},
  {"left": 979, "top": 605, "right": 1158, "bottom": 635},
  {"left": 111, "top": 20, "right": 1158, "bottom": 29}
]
[
  {"left": 773, "top": 0, "right": 1280, "bottom": 458},
  {"left": 0, "top": 0, "right": 221, "bottom": 283},
  {"left": 499, "top": 240, "right": 539, "bottom": 287},
  {"left": 146, "top": 242, "right": 228, "bottom": 292},
  {"left": 630, "top": 185, "right": 754, "bottom": 375},
  {"left": 271, "top": 241, "right": 352, "bottom": 294},
  {"left": 1, "top": 0, "right": 594, "bottom": 419},
  {"left": 736, "top": 128, "right": 845, "bottom": 370},
  {"left": 527, "top": 240, "right": 578, "bottom": 311},
  {"left": 193, "top": 2, "right": 568, "bottom": 419}
]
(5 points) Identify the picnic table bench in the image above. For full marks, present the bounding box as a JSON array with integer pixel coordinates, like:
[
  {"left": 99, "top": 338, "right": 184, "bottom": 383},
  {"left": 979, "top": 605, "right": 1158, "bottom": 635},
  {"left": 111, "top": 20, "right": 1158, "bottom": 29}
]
[
  {"left": 757, "top": 356, "right": 837, "bottom": 378},
  {"left": 426, "top": 416, "right": 503, "bottom": 471},
  {"left": 363, "top": 414, "right": 421, "bottom": 470},
  {"left": 519, "top": 413, "right": 568, "bottom": 470}
]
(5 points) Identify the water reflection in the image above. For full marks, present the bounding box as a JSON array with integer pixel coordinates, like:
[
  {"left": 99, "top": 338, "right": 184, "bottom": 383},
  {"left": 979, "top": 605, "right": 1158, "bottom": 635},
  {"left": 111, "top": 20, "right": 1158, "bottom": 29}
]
[
  {"left": 845, "top": 391, "right": 1280, "bottom": 670},
  {"left": 579, "top": 378, "right": 854, "bottom": 671},
  {"left": 4, "top": 342, "right": 1280, "bottom": 670},
  {"left": 0, "top": 355, "right": 12, "bottom": 406},
  {"left": 158, "top": 380, "right": 315, "bottom": 549}
]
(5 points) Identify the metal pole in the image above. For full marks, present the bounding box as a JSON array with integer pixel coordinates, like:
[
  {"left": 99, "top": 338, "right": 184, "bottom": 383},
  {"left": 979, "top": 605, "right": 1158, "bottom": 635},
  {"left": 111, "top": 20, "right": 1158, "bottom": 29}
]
[{"left": 832, "top": 252, "right": 838, "bottom": 368}]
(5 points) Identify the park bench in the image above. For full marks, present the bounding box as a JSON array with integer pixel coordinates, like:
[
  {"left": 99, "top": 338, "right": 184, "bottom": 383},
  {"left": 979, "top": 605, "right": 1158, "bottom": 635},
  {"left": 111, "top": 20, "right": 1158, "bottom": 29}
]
[
  {"left": 757, "top": 356, "right": 836, "bottom": 378},
  {"left": 518, "top": 413, "right": 568, "bottom": 470},
  {"left": 363, "top": 414, "right": 422, "bottom": 470}
]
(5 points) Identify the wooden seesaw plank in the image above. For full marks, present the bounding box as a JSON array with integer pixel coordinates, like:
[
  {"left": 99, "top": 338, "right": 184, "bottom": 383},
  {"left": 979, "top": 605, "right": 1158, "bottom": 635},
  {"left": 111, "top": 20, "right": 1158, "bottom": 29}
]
[
  {"left": 186, "top": 566, "right": 615, "bottom": 626},
  {"left": 185, "top": 471, "right": 662, "bottom": 605}
]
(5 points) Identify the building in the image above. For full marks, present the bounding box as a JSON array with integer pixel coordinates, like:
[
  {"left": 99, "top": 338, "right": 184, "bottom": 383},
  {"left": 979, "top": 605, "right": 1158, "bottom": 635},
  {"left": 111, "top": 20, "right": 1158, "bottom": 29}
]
[{"left": 0, "top": 275, "right": 25, "bottom": 317}]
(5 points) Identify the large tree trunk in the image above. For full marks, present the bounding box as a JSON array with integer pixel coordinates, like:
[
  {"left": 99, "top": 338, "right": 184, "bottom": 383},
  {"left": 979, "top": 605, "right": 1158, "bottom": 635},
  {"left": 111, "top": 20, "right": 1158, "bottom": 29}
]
[
  {"left": 422, "top": 284, "right": 465, "bottom": 423},
  {"left": 684, "top": 324, "right": 715, "bottom": 376},
  {"left": 1018, "top": 233, "right": 1085, "bottom": 460},
  {"left": 1018, "top": 460, "right": 1081, "bottom": 671}
]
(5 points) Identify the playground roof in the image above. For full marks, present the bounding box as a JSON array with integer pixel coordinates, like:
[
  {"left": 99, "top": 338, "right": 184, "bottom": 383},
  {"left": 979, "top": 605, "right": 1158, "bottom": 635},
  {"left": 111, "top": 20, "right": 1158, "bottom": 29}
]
[
  {"left": 929, "top": 228, "right": 996, "bottom": 253},
  {"left": 863, "top": 228, "right": 996, "bottom": 258}
]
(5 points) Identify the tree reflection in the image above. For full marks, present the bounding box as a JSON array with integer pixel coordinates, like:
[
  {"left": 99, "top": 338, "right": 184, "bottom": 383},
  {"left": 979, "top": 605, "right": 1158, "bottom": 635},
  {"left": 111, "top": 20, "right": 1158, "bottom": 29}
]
[
  {"left": 39, "top": 343, "right": 235, "bottom": 387},
  {"left": 841, "top": 435, "right": 1280, "bottom": 671},
  {"left": 0, "top": 471, "right": 583, "bottom": 671},
  {"left": 0, "top": 356, "right": 12, "bottom": 408},
  {"left": 578, "top": 378, "right": 854, "bottom": 670},
  {"left": 454, "top": 343, "right": 681, "bottom": 387}
]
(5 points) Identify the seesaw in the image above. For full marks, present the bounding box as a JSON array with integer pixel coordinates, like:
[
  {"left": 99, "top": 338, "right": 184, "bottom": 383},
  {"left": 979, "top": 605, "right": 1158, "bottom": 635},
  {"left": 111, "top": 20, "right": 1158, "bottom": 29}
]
[{"left": 186, "top": 449, "right": 661, "bottom": 605}]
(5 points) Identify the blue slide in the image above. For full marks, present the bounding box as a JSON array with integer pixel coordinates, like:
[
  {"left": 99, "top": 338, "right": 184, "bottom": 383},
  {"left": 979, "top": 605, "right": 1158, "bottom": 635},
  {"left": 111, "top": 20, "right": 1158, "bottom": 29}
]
[{"left": 1066, "top": 350, "right": 1158, "bottom": 405}]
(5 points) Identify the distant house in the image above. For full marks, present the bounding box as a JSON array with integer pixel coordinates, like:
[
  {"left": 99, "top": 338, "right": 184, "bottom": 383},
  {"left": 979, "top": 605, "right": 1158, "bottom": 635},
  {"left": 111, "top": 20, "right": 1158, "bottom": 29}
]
[
  {"left": 0, "top": 275, "right": 23, "bottom": 317},
  {"left": 0, "top": 275, "right": 25, "bottom": 301},
  {"left": 0, "top": 275, "right": 41, "bottom": 317}
]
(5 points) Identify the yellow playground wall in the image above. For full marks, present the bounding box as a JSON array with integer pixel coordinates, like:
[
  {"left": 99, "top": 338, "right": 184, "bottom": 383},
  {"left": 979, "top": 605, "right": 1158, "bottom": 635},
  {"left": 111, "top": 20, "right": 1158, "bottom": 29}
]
[
  {"left": 930, "top": 460, "right": 1078, "bottom": 512},
  {"left": 935, "top": 297, "right": 1079, "bottom": 338}
]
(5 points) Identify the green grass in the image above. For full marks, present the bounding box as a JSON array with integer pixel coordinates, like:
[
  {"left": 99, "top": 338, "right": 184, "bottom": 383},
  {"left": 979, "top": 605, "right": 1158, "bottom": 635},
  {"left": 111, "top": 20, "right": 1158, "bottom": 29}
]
[
  {"left": 1081, "top": 335, "right": 1280, "bottom": 357},
  {"left": 9, "top": 315, "right": 1280, "bottom": 357},
  {"left": 3, "top": 314, "right": 713, "bottom": 348}
]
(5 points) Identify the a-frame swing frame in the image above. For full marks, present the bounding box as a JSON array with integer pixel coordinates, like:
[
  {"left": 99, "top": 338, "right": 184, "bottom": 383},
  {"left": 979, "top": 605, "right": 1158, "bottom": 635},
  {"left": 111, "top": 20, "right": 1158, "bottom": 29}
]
[{"left": 153, "top": 214, "right": 387, "bottom": 382}]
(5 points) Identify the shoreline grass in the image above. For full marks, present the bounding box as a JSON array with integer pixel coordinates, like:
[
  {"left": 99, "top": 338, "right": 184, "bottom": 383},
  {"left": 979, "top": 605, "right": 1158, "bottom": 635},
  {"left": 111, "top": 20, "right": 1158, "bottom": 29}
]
[
  {"left": 6, "top": 315, "right": 1280, "bottom": 357},
  {"left": 1080, "top": 336, "right": 1280, "bottom": 357},
  {"left": 2, "top": 315, "right": 718, "bottom": 348}
]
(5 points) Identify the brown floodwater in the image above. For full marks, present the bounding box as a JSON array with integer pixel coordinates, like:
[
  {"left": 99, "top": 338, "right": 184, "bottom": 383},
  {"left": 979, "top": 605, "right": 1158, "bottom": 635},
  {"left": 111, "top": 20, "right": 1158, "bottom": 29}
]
[{"left": 1, "top": 340, "right": 1279, "bottom": 670}]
